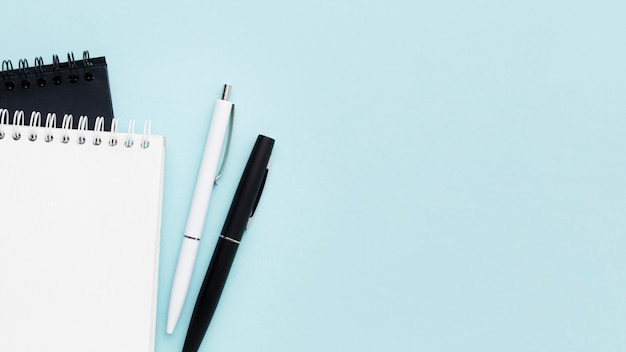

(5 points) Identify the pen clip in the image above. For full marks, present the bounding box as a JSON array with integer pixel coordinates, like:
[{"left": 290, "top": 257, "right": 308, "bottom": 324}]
[
  {"left": 214, "top": 103, "right": 234, "bottom": 185},
  {"left": 246, "top": 156, "right": 271, "bottom": 231}
]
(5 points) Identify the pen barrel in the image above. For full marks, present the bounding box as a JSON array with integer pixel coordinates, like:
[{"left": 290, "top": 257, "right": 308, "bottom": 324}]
[
  {"left": 166, "top": 237, "right": 200, "bottom": 334},
  {"left": 221, "top": 135, "right": 274, "bottom": 242},
  {"left": 182, "top": 237, "right": 239, "bottom": 352},
  {"left": 184, "top": 99, "right": 234, "bottom": 239}
]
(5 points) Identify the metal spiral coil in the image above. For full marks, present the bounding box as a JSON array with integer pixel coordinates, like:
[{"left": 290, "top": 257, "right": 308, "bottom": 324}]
[
  {"left": 52, "top": 54, "right": 62, "bottom": 85},
  {"left": 2, "top": 51, "right": 96, "bottom": 89},
  {"left": 0, "top": 111, "right": 152, "bottom": 149},
  {"left": 67, "top": 52, "right": 79, "bottom": 83},
  {"left": 18, "top": 59, "right": 31, "bottom": 89},
  {"left": 82, "top": 50, "right": 94, "bottom": 81},
  {"left": 34, "top": 56, "right": 46, "bottom": 87},
  {"left": 2, "top": 60, "right": 15, "bottom": 90}
]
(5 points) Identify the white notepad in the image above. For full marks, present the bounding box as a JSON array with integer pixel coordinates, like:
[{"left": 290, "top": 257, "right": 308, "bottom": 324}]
[{"left": 0, "top": 113, "right": 165, "bottom": 351}]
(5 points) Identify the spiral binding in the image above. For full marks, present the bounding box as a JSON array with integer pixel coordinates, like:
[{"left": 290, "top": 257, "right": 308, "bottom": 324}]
[
  {"left": 93, "top": 116, "right": 104, "bottom": 145},
  {"left": 1, "top": 60, "right": 15, "bottom": 90},
  {"left": 1, "top": 50, "right": 96, "bottom": 90},
  {"left": 28, "top": 111, "right": 41, "bottom": 141},
  {"left": 34, "top": 57, "right": 46, "bottom": 87},
  {"left": 0, "top": 109, "right": 152, "bottom": 149},
  {"left": 45, "top": 113, "right": 56, "bottom": 142},
  {"left": 12, "top": 110, "right": 24, "bottom": 140}
]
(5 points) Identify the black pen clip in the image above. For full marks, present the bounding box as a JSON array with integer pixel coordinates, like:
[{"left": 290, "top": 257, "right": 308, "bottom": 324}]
[{"left": 246, "top": 156, "right": 271, "bottom": 231}]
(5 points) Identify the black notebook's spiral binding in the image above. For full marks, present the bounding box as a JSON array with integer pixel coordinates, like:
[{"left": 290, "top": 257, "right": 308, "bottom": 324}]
[
  {"left": 0, "top": 50, "right": 114, "bottom": 131},
  {"left": 2, "top": 51, "right": 97, "bottom": 90},
  {"left": 0, "top": 109, "right": 151, "bottom": 149}
]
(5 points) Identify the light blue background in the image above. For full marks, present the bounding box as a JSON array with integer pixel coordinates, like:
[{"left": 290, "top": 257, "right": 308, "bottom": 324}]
[{"left": 3, "top": 1, "right": 626, "bottom": 351}]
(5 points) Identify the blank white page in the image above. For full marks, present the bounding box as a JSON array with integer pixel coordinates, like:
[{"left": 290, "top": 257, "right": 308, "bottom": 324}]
[{"left": 0, "top": 124, "right": 165, "bottom": 351}]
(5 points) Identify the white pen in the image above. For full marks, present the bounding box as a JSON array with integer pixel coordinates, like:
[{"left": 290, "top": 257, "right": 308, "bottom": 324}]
[{"left": 167, "top": 84, "right": 234, "bottom": 334}]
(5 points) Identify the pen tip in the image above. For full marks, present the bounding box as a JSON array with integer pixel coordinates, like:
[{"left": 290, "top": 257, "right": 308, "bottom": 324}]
[
  {"left": 166, "top": 321, "right": 176, "bottom": 334},
  {"left": 222, "top": 84, "right": 232, "bottom": 101}
]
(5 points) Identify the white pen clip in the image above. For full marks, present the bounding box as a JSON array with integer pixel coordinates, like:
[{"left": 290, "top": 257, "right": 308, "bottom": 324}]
[
  {"left": 214, "top": 84, "right": 235, "bottom": 185},
  {"left": 246, "top": 156, "right": 272, "bottom": 231}
]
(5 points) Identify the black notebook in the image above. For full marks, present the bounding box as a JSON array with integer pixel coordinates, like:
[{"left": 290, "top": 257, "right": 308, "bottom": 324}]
[{"left": 0, "top": 50, "right": 114, "bottom": 130}]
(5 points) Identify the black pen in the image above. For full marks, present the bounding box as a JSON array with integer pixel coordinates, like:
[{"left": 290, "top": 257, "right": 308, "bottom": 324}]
[{"left": 182, "top": 134, "right": 275, "bottom": 352}]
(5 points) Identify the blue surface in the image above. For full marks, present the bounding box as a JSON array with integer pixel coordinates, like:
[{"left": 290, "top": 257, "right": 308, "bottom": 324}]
[{"left": 3, "top": 1, "right": 626, "bottom": 351}]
